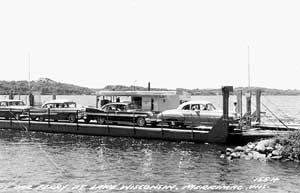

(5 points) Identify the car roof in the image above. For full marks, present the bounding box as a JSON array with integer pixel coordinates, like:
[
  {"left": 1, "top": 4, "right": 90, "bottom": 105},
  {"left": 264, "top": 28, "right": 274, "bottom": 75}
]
[
  {"left": 103, "top": 102, "right": 130, "bottom": 106},
  {"left": 177, "top": 100, "right": 213, "bottom": 108},
  {"left": 42, "top": 99, "right": 76, "bottom": 105}
]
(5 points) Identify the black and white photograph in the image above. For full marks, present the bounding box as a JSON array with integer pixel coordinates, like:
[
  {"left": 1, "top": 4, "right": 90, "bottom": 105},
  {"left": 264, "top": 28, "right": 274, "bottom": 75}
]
[{"left": 0, "top": 0, "right": 300, "bottom": 192}]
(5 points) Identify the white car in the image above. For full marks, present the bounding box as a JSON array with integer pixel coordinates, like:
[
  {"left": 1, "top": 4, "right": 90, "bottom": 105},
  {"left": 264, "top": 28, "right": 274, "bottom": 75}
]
[
  {"left": 30, "top": 99, "right": 86, "bottom": 122},
  {"left": 157, "top": 100, "right": 237, "bottom": 128},
  {"left": 0, "top": 99, "right": 31, "bottom": 120}
]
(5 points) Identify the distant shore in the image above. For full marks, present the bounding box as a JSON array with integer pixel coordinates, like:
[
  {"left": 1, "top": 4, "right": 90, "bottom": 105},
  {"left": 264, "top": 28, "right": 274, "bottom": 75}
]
[{"left": 1, "top": 78, "right": 300, "bottom": 96}]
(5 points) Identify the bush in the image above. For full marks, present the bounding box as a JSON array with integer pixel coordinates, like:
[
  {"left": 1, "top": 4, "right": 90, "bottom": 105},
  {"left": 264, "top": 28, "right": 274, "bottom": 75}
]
[{"left": 274, "top": 130, "right": 300, "bottom": 161}]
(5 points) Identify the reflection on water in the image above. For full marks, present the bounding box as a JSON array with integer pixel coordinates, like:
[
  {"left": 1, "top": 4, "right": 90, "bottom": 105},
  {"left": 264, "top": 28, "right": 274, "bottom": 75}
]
[{"left": 0, "top": 129, "right": 299, "bottom": 193}]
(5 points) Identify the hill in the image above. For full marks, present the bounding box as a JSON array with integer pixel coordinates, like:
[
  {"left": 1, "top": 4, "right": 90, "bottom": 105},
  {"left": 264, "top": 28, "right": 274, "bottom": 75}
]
[{"left": 0, "top": 78, "right": 94, "bottom": 95}]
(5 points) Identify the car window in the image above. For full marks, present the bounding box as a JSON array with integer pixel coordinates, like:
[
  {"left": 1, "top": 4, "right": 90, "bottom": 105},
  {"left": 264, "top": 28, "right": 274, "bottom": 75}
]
[
  {"left": 206, "top": 104, "right": 216, "bottom": 111},
  {"left": 43, "top": 104, "right": 53, "bottom": 108},
  {"left": 103, "top": 105, "right": 116, "bottom": 111},
  {"left": 0, "top": 102, "right": 7, "bottom": 106},
  {"left": 116, "top": 104, "right": 126, "bottom": 111},
  {"left": 191, "top": 104, "right": 200, "bottom": 110},
  {"left": 67, "top": 103, "right": 76, "bottom": 108},
  {"left": 182, "top": 105, "right": 190, "bottom": 110}
]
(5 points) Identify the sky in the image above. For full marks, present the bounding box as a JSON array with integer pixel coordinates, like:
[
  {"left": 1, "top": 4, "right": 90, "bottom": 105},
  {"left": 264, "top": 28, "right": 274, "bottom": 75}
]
[{"left": 0, "top": 0, "right": 300, "bottom": 90}]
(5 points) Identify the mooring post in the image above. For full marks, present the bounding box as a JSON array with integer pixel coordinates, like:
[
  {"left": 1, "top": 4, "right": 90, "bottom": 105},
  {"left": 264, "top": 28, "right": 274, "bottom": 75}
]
[
  {"left": 246, "top": 91, "right": 252, "bottom": 127},
  {"left": 222, "top": 86, "right": 233, "bottom": 121},
  {"left": 96, "top": 96, "right": 99, "bottom": 108},
  {"left": 236, "top": 90, "right": 243, "bottom": 117},
  {"left": 256, "top": 90, "right": 261, "bottom": 123}
]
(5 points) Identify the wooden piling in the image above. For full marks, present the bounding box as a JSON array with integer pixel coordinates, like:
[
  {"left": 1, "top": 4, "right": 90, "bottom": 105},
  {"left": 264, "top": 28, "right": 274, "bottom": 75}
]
[
  {"left": 246, "top": 91, "right": 251, "bottom": 127},
  {"left": 256, "top": 90, "right": 261, "bottom": 123}
]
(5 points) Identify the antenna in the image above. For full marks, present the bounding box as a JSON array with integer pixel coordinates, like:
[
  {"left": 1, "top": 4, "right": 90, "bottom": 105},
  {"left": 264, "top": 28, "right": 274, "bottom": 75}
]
[
  {"left": 27, "top": 52, "right": 31, "bottom": 92},
  {"left": 247, "top": 45, "right": 250, "bottom": 92}
]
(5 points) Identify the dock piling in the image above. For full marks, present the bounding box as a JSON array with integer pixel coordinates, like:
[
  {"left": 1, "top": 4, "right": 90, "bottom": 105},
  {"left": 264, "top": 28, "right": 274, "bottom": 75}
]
[{"left": 256, "top": 90, "right": 261, "bottom": 123}]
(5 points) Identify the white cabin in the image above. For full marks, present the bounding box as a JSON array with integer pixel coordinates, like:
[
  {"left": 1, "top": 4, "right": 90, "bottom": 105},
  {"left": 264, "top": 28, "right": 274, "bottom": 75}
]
[{"left": 96, "top": 90, "right": 191, "bottom": 112}]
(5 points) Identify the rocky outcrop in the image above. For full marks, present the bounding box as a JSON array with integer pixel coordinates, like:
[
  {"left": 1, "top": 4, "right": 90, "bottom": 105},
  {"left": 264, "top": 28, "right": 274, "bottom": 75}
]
[{"left": 221, "top": 138, "right": 299, "bottom": 162}]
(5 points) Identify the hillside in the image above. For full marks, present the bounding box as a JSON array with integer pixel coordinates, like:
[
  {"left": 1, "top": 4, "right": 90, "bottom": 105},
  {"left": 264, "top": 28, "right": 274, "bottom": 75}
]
[{"left": 0, "top": 78, "right": 94, "bottom": 95}]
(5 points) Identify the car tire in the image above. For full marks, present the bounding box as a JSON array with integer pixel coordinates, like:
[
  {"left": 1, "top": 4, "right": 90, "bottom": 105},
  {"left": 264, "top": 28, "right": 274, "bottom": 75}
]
[
  {"left": 39, "top": 116, "right": 45, "bottom": 121},
  {"left": 136, "top": 117, "right": 146, "bottom": 127},
  {"left": 68, "top": 114, "right": 77, "bottom": 123},
  {"left": 96, "top": 117, "right": 105, "bottom": 124}
]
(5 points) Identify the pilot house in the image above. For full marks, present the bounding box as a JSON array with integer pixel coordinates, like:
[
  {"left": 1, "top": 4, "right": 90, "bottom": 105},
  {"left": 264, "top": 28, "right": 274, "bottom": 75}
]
[{"left": 96, "top": 90, "right": 190, "bottom": 112}]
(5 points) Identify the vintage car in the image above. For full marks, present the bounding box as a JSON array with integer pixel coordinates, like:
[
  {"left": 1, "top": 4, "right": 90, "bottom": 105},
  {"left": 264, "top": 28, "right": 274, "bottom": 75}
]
[
  {"left": 94, "top": 102, "right": 160, "bottom": 127},
  {"left": 157, "top": 100, "right": 237, "bottom": 128},
  {"left": 0, "top": 99, "right": 31, "bottom": 120},
  {"left": 30, "top": 99, "right": 86, "bottom": 123}
]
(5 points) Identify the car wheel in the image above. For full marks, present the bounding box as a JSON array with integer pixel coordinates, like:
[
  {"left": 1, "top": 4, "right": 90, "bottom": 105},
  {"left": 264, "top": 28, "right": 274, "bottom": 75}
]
[
  {"left": 68, "top": 114, "right": 77, "bottom": 123},
  {"left": 96, "top": 117, "right": 105, "bottom": 124},
  {"left": 136, "top": 117, "right": 146, "bottom": 127},
  {"left": 39, "top": 116, "right": 45, "bottom": 121}
]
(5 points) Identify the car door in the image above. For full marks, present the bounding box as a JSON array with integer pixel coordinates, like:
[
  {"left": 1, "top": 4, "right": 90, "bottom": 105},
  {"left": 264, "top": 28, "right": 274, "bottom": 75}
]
[
  {"left": 102, "top": 104, "right": 118, "bottom": 123},
  {"left": 115, "top": 104, "right": 132, "bottom": 123},
  {"left": 0, "top": 102, "right": 9, "bottom": 118},
  {"left": 180, "top": 104, "right": 199, "bottom": 126}
]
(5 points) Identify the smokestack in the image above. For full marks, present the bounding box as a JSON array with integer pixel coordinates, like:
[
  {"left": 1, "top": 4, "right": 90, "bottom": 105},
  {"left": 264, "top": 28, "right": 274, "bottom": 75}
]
[{"left": 148, "top": 82, "right": 151, "bottom": 91}]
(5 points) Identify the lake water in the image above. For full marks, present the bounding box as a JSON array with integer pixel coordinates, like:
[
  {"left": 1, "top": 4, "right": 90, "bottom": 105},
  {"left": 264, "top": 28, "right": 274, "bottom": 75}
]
[
  {"left": 0, "top": 129, "right": 299, "bottom": 193},
  {"left": 0, "top": 95, "right": 300, "bottom": 192}
]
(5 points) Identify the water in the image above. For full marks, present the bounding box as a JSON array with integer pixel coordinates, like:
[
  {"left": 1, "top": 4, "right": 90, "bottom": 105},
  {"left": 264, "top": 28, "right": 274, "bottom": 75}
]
[
  {"left": 0, "top": 95, "right": 300, "bottom": 192},
  {"left": 0, "top": 129, "right": 299, "bottom": 193}
]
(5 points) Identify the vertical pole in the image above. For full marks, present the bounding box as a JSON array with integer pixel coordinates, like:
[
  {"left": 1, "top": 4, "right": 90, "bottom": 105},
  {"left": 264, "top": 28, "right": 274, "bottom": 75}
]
[
  {"left": 222, "top": 86, "right": 233, "bottom": 134},
  {"left": 96, "top": 96, "right": 99, "bottom": 108},
  {"left": 256, "top": 90, "right": 261, "bottom": 123},
  {"left": 28, "top": 108, "right": 31, "bottom": 128},
  {"left": 10, "top": 108, "right": 12, "bottom": 126},
  {"left": 222, "top": 86, "right": 233, "bottom": 121},
  {"left": 246, "top": 91, "right": 252, "bottom": 127},
  {"left": 236, "top": 90, "right": 243, "bottom": 117},
  {"left": 76, "top": 110, "right": 79, "bottom": 131},
  {"left": 48, "top": 108, "right": 50, "bottom": 128}
]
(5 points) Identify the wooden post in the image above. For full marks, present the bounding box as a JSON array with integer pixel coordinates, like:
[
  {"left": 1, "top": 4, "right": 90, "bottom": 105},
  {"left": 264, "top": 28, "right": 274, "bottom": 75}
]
[
  {"left": 222, "top": 86, "right": 233, "bottom": 121},
  {"left": 256, "top": 90, "right": 261, "bottom": 123},
  {"left": 96, "top": 96, "right": 99, "bottom": 108},
  {"left": 236, "top": 90, "right": 243, "bottom": 117},
  {"left": 246, "top": 91, "right": 252, "bottom": 127}
]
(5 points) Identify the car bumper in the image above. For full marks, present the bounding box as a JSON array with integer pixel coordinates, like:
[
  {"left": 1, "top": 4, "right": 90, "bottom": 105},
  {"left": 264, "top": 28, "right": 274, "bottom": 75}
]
[{"left": 145, "top": 118, "right": 162, "bottom": 124}]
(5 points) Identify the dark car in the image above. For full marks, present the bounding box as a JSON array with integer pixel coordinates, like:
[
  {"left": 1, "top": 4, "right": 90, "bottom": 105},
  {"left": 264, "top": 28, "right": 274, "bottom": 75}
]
[
  {"left": 30, "top": 99, "right": 86, "bottom": 123},
  {"left": 95, "top": 102, "right": 160, "bottom": 127},
  {"left": 0, "top": 99, "right": 30, "bottom": 120}
]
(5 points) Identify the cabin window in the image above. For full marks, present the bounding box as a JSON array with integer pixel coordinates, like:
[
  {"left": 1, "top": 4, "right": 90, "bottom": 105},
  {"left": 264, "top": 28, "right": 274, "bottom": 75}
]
[{"left": 132, "top": 97, "right": 142, "bottom": 109}]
